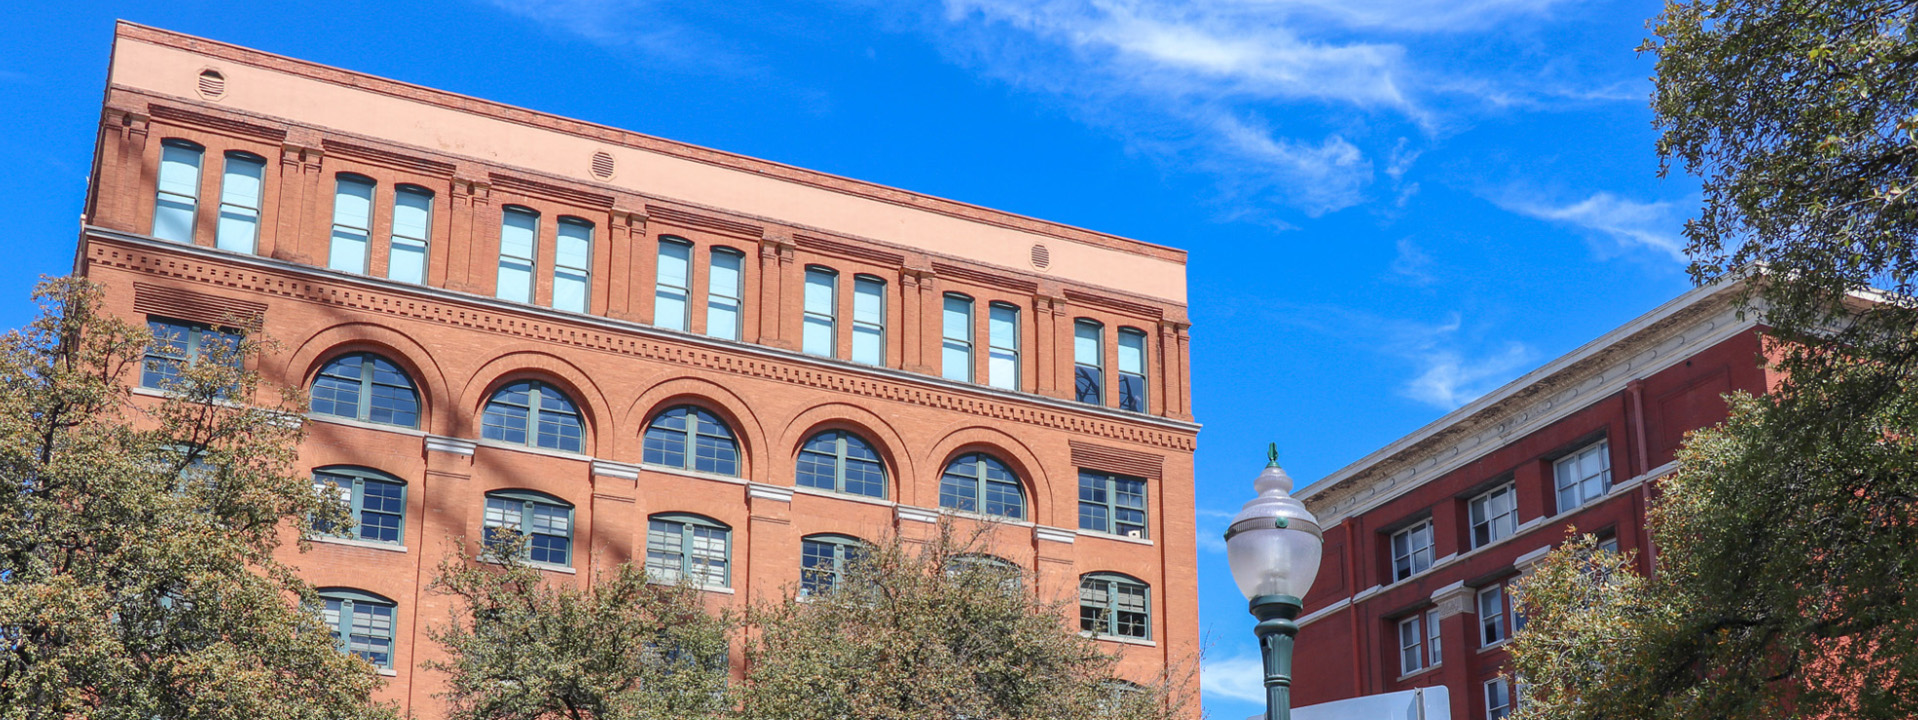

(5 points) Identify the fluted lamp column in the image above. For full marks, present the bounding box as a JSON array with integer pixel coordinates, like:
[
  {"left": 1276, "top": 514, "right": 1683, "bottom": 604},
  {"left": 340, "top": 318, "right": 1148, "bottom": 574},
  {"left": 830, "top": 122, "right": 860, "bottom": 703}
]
[{"left": 1223, "top": 445, "right": 1325, "bottom": 720}]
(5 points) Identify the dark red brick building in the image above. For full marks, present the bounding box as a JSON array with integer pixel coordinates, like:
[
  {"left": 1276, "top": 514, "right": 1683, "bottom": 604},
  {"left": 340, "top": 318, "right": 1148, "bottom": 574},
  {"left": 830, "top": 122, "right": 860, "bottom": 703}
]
[
  {"left": 1293, "top": 283, "right": 1776, "bottom": 720},
  {"left": 77, "top": 22, "right": 1201, "bottom": 716}
]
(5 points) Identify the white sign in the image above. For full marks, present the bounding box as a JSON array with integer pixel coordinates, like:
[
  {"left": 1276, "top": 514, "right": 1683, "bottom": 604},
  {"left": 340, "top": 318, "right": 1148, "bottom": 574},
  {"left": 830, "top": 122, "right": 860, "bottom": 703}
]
[{"left": 1247, "top": 686, "right": 1450, "bottom": 720}]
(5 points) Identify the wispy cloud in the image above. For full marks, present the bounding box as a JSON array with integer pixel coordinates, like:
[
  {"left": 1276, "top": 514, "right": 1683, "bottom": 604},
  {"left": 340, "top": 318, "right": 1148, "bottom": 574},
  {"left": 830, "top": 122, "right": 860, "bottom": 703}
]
[
  {"left": 1403, "top": 339, "right": 1535, "bottom": 409},
  {"left": 482, "top": 0, "right": 764, "bottom": 75},
  {"left": 1195, "top": 508, "right": 1236, "bottom": 554},
  {"left": 1389, "top": 237, "right": 1435, "bottom": 285},
  {"left": 1497, "top": 191, "right": 1689, "bottom": 262},
  {"left": 1278, "top": 307, "right": 1536, "bottom": 410},
  {"left": 1201, "top": 653, "right": 1268, "bottom": 703}
]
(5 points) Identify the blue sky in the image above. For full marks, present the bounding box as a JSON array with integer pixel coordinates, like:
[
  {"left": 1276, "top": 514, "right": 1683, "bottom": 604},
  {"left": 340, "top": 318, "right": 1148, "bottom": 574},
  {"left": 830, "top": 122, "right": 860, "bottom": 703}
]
[{"left": 1, "top": 1, "right": 1696, "bottom": 715}]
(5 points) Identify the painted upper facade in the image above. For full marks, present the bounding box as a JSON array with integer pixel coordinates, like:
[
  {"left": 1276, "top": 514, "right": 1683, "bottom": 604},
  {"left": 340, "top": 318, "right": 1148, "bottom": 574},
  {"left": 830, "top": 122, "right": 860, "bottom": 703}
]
[
  {"left": 78, "top": 21, "right": 1200, "bottom": 717},
  {"left": 1291, "top": 282, "right": 1778, "bottom": 720}
]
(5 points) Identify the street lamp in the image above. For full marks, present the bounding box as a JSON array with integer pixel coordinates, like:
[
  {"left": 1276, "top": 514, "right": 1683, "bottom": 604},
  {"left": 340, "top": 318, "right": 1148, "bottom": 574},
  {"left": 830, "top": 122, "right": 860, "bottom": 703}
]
[{"left": 1224, "top": 445, "right": 1325, "bottom": 720}]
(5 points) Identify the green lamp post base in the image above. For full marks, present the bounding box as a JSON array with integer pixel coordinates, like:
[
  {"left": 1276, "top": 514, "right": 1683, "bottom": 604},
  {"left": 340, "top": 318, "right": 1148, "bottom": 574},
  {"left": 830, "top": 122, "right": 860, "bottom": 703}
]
[{"left": 1248, "top": 594, "right": 1303, "bottom": 720}]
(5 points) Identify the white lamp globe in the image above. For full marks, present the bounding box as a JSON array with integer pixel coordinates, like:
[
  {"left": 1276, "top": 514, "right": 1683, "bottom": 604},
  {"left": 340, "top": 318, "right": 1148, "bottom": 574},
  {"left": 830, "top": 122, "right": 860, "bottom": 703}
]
[{"left": 1224, "top": 457, "right": 1324, "bottom": 601}]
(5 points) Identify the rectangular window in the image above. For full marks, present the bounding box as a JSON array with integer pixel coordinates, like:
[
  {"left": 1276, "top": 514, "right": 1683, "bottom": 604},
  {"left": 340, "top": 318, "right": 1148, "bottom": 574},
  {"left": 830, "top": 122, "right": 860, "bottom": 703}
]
[
  {"left": 1427, "top": 608, "right": 1442, "bottom": 666},
  {"left": 1074, "top": 320, "right": 1104, "bottom": 405},
  {"left": 1479, "top": 584, "right": 1507, "bottom": 646},
  {"left": 706, "top": 249, "right": 745, "bottom": 341},
  {"left": 388, "top": 187, "right": 432, "bottom": 284},
  {"left": 1390, "top": 520, "right": 1435, "bottom": 582},
  {"left": 214, "top": 152, "right": 264, "bottom": 253},
  {"left": 1485, "top": 678, "right": 1513, "bottom": 720},
  {"left": 851, "top": 276, "right": 886, "bottom": 365},
  {"left": 646, "top": 517, "right": 731, "bottom": 588},
  {"left": 987, "top": 303, "right": 1019, "bottom": 390},
  {"left": 1117, "top": 328, "right": 1148, "bottom": 411},
  {"left": 1398, "top": 614, "right": 1426, "bottom": 675},
  {"left": 654, "top": 240, "right": 691, "bottom": 331},
  {"left": 497, "top": 208, "right": 538, "bottom": 303},
  {"left": 1598, "top": 535, "right": 1620, "bottom": 554},
  {"left": 328, "top": 176, "right": 375, "bottom": 274},
  {"left": 1078, "top": 471, "right": 1148, "bottom": 538},
  {"left": 483, "top": 495, "right": 573, "bottom": 568},
  {"left": 941, "top": 295, "right": 973, "bottom": 382},
  {"left": 1554, "top": 440, "right": 1612, "bottom": 513},
  {"left": 153, "top": 140, "right": 203, "bottom": 243},
  {"left": 803, "top": 267, "right": 837, "bottom": 357},
  {"left": 1469, "top": 483, "right": 1519, "bottom": 549},
  {"left": 142, "top": 318, "right": 241, "bottom": 390},
  {"left": 553, "top": 219, "right": 592, "bottom": 313}
]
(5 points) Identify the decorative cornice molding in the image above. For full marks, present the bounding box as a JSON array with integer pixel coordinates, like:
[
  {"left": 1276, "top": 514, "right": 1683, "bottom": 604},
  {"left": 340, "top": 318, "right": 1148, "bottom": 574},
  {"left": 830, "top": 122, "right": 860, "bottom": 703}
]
[
  {"left": 424, "top": 435, "right": 476, "bottom": 456},
  {"left": 323, "top": 138, "right": 456, "bottom": 177},
  {"left": 148, "top": 103, "right": 287, "bottom": 142},
  {"left": 1430, "top": 581, "right": 1475, "bottom": 618},
  {"left": 87, "top": 230, "right": 1199, "bottom": 451},
  {"left": 591, "top": 459, "right": 640, "bottom": 480}
]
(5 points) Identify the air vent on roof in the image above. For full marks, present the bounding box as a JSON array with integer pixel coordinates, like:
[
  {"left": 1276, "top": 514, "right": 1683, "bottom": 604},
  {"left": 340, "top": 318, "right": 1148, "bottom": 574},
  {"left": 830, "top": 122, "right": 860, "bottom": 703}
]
[
  {"left": 1030, "top": 243, "right": 1051, "bottom": 271},
  {"left": 197, "top": 69, "right": 226, "bottom": 100},
  {"left": 590, "top": 151, "right": 616, "bottom": 180}
]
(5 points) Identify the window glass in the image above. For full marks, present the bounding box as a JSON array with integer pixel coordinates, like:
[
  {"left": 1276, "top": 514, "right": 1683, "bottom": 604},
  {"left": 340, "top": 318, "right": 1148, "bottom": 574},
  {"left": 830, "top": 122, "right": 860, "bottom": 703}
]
[
  {"left": 153, "top": 140, "right": 203, "bottom": 242},
  {"left": 803, "top": 267, "right": 837, "bottom": 357},
  {"left": 1554, "top": 440, "right": 1612, "bottom": 513},
  {"left": 1390, "top": 521, "right": 1434, "bottom": 582},
  {"left": 481, "top": 380, "right": 583, "bottom": 452},
  {"left": 646, "top": 514, "right": 731, "bottom": 588},
  {"left": 988, "top": 303, "right": 1019, "bottom": 390},
  {"left": 483, "top": 491, "right": 574, "bottom": 567},
  {"left": 1486, "top": 678, "right": 1513, "bottom": 720},
  {"left": 1117, "top": 328, "right": 1148, "bottom": 412},
  {"left": 654, "top": 239, "right": 691, "bottom": 331},
  {"left": 553, "top": 218, "right": 593, "bottom": 313},
  {"left": 389, "top": 187, "right": 433, "bottom": 284},
  {"left": 706, "top": 249, "right": 744, "bottom": 341},
  {"left": 497, "top": 207, "right": 539, "bottom": 303},
  {"left": 1398, "top": 614, "right": 1425, "bottom": 675},
  {"left": 310, "top": 352, "right": 421, "bottom": 428},
  {"left": 328, "top": 176, "right": 375, "bottom": 273},
  {"left": 1427, "top": 608, "right": 1442, "bottom": 665},
  {"left": 1079, "top": 573, "right": 1151, "bottom": 640},
  {"left": 1479, "top": 584, "right": 1508, "bottom": 646},
  {"left": 800, "top": 534, "right": 865, "bottom": 597},
  {"left": 941, "top": 295, "right": 973, "bottom": 382},
  {"left": 1469, "top": 483, "right": 1519, "bottom": 548},
  {"left": 1074, "top": 320, "right": 1104, "bottom": 405},
  {"left": 1078, "top": 470, "right": 1148, "bottom": 538},
  {"left": 141, "top": 318, "right": 242, "bottom": 391},
  {"left": 215, "top": 152, "right": 265, "bottom": 253},
  {"left": 939, "top": 452, "right": 1024, "bottom": 519},
  {"left": 851, "top": 276, "right": 885, "bottom": 365},
  {"left": 642, "top": 406, "right": 740, "bottom": 477},
  {"left": 311, "top": 467, "right": 406, "bottom": 544},
  {"left": 319, "top": 589, "right": 395, "bottom": 669},
  {"left": 795, "top": 430, "right": 887, "bottom": 498}
]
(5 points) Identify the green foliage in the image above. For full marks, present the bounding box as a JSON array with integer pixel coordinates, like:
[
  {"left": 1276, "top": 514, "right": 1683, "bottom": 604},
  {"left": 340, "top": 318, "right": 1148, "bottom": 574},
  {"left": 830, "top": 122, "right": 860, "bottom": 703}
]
[
  {"left": 734, "top": 523, "right": 1193, "bottom": 720},
  {"left": 426, "top": 535, "right": 735, "bottom": 720},
  {"left": 0, "top": 278, "right": 393, "bottom": 720}
]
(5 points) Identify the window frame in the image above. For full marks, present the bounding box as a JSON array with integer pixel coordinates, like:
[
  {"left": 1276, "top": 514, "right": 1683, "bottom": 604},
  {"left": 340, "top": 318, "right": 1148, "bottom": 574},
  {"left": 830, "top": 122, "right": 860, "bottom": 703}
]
[
  {"left": 312, "top": 466, "right": 407, "bottom": 545},
  {"left": 387, "top": 184, "right": 434, "bottom": 285},
  {"left": 482, "top": 489, "right": 575, "bottom": 568},
  {"left": 654, "top": 237, "right": 693, "bottom": 331},
  {"left": 328, "top": 173, "right": 377, "bottom": 274},
  {"left": 939, "top": 452, "right": 1026, "bottom": 520},
  {"left": 1389, "top": 519, "right": 1435, "bottom": 582},
  {"left": 1074, "top": 319, "right": 1105, "bottom": 405},
  {"left": 1553, "top": 440, "right": 1612, "bottom": 513},
  {"left": 706, "top": 247, "right": 746, "bottom": 341},
  {"left": 309, "top": 352, "right": 422, "bottom": 429},
  {"left": 1485, "top": 677, "right": 1513, "bottom": 720},
  {"left": 940, "top": 293, "right": 974, "bottom": 382},
  {"left": 1397, "top": 609, "right": 1441, "bottom": 676},
  {"left": 215, "top": 150, "right": 266, "bottom": 254},
  {"left": 480, "top": 379, "right": 585, "bottom": 453},
  {"left": 987, "top": 302, "right": 1020, "bottom": 390},
  {"left": 551, "top": 216, "right": 594, "bottom": 314},
  {"left": 1079, "top": 572, "right": 1152, "bottom": 640},
  {"left": 802, "top": 265, "right": 838, "bottom": 358},
  {"left": 153, "top": 138, "right": 204, "bottom": 243},
  {"left": 1478, "top": 583, "right": 1509, "bottom": 647},
  {"left": 795, "top": 429, "right": 888, "bottom": 499},
  {"left": 642, "top": 405, "right": 742, "bottom": 477},
  {"left": 799, "top": 533, "right": 866, "bottom": 597},
  {"left": 646, "top": 512, "right": 732, "bottom": 589},
  {"left": 1117, "top": 327, "right": 1149, "bottom": 412},
  {"left": 1468, "top": 482, "right": 1519, "bottom": 549},
  {"left": 317, "top": 588, "right": 396, "bottom": 670},
  {"left": 851, "top": 274, "right": 886, "bottom": 366},
  {"left": 1077, "top": 470, "right": 1148, "bottom": 538},
  {"left": 141, "top": 317, "right": 242, "bottom": 391}
]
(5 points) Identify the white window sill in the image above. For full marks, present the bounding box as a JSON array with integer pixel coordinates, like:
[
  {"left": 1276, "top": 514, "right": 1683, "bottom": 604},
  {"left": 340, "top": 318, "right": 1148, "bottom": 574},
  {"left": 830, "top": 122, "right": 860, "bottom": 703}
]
[
  {"left": 310, "top": 535, "right": 408, "bottom": 554},
  {"left": 474, "top": 556, "right": 577, "bottom": 575},
  {"left": 639, "top": 463, "right": 748, "bottom": 486},
  {"left": 1080, "top": 631, "right": 1156, "bottom": 647},
  {"left": 646, "top": 580, "right": 736, "bottom": 595},
  {"left": 791, "top": 485, "right": 895, "bottom": 507},
  {"left": 1076, "top": 529, "right": 1153, "bottom": 546},
  {"left": 1396, "top": 663, "right": 1441, "bottom": 681},
  {"left": 306, "top": 413, "right": 427, "bottom": 437},
  {"left": 1478, "top": 639, "right": 1510, "bottom": 654},
  {"left": 378, "top": 668, "right": 398, "bottom": 677},
  {"left": 473, "top": 438, "right": 594, "bottom": 462}
]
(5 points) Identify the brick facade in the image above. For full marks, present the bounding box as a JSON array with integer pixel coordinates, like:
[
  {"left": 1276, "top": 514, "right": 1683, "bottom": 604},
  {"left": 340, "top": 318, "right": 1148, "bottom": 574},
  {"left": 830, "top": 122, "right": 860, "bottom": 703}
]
[
  {"left": 77, "top": 22, "right": 1200, "bottom": 717},
  {"left": 1293, "top": 284, "right": 1780, "bottom": 720}
]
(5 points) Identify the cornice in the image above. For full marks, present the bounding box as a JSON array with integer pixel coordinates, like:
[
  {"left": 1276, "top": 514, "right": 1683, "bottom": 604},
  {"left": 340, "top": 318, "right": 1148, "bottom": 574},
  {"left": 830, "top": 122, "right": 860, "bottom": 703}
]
[{"left": 85, "top": 229, "right": 1199, "bottom": 451}]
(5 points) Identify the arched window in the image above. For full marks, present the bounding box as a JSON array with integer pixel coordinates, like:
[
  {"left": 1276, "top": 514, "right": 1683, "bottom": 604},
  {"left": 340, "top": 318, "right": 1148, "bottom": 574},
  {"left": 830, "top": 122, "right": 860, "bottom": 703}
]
[
  {"left": 800, "top": 533, "right": 866, "bottom": 597},
  {"left": 317, "top": 588, "right": 396, "bottom": 669},
  {"left": 947, "top": 553, "right": 1023, "bottom": 592},
  {"left": 939, "top": 452, "right": 1025, "bottom": 520},
  {"left": 795, "top": 430, "right": 885, "bottom": 498},
  {"left": 310, "top": 352, "right": 421, "bottom": 429},
  {"left": 642, "top": 405, "right": 739, "bottom": 477},
  {"left": 215, "top": 151, "right": 266, "bottom": 253},
  {"left": 329, "top": 174, "right": 376, "bottom": 274},
  {"left": 481, "top": 380, "right": 584, "bottom": 452},
  {"left": 483, "top": 490, "right": 574, "bottom": 567},
  {"left": 153, "top": 139, "right": 204, "bottom": 243},
  {"left": 646, "top": 513, "right": 731, "bottom": 588},
  {"left": 312, "top": 466, "right": 407, "bottom": 545},
  {"left": 1079, "top": 572, "right": 1151, "bottom": 640}
]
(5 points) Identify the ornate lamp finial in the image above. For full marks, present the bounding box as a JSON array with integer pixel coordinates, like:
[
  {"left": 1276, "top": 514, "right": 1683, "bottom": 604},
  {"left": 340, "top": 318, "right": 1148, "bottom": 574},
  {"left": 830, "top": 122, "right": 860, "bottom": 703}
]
[{"left": 1266, "top": 442, "right": 1280, "bottom": 468}]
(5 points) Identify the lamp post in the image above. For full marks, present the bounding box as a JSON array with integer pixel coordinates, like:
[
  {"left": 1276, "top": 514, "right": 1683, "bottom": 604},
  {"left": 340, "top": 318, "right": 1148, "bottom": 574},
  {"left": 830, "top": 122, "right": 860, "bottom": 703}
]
[{"left": 1224, "top": 445, "right": 1325, "bottom": 720}]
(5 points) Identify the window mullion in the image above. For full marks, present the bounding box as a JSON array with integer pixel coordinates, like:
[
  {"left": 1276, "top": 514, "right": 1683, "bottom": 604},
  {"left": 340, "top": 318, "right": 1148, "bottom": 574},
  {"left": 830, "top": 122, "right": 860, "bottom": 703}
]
[
  {"left": 835, "top": 434, "right": 849, "bottom": 493},
  {"left": 680, "top": 523, "right": 695, "bottom": 576},
  {"left": 520, "top": 501, "right": 535, "bottom": 560},
  {"left": 357, "top": 364, "right": 375, "bottom": 422}
]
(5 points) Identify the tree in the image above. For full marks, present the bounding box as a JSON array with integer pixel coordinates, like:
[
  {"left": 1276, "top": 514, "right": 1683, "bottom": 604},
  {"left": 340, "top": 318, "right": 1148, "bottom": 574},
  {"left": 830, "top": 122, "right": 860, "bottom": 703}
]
[
  {"left": 734, "top": 523, "right": 1194, "bottom": 720},
  {"left": 426, "top": 536, "right": 734, "bottom": 720},
  {"left": 1509, "top": 2, "right": 1918, "bottom": 717},
  {"left": 0, "top": 278, "right": 394, "bottom": 720}
]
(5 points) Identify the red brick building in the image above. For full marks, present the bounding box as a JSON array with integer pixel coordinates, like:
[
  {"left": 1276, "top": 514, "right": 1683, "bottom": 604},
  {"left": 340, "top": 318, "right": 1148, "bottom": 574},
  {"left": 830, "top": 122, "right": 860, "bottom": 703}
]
[
  {"left": 76, "top": 22, "right": 1200, "bottom": 716},
  {"left": 1292, "top": 283, "right": 1777, "bottom": 720}
]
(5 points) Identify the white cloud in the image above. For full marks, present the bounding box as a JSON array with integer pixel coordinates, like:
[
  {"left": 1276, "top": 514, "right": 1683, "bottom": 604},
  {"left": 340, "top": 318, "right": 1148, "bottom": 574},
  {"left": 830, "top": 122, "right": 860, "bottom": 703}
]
[
  {"left": 1498, "top": 191, "right": 1689, "bottom": 262},
  {"left": 1389, "top": 237, "right": 1434, "bottom": 285},
  {"left": 1403, "top": 341, "right": 1535, "bottom": 409},
  {"left": 1195, "top": 508, "right": 1236, "bottom": 554},
  {"left": 1201, "top": 653, "right": 1268, "bottom": 703},
  {"left": 1276, "top": 307, "right": 1537, "bottom": 411},
  {"left": 482, "top": 0, "right": 762, "bottom": 75}
]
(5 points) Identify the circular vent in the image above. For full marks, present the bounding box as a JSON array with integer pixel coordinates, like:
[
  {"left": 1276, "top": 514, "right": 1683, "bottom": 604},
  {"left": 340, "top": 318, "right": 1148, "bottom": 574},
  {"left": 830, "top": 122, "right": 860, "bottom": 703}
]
[
  {"left": 1030, "top": 243, "right": 1051, "bottom": 271},
  {"left": 197, "top": 69, "right": 226, "bottom": 100},
  {"left": 590, "top": 151, "right": 616, "bottom": 180}
]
